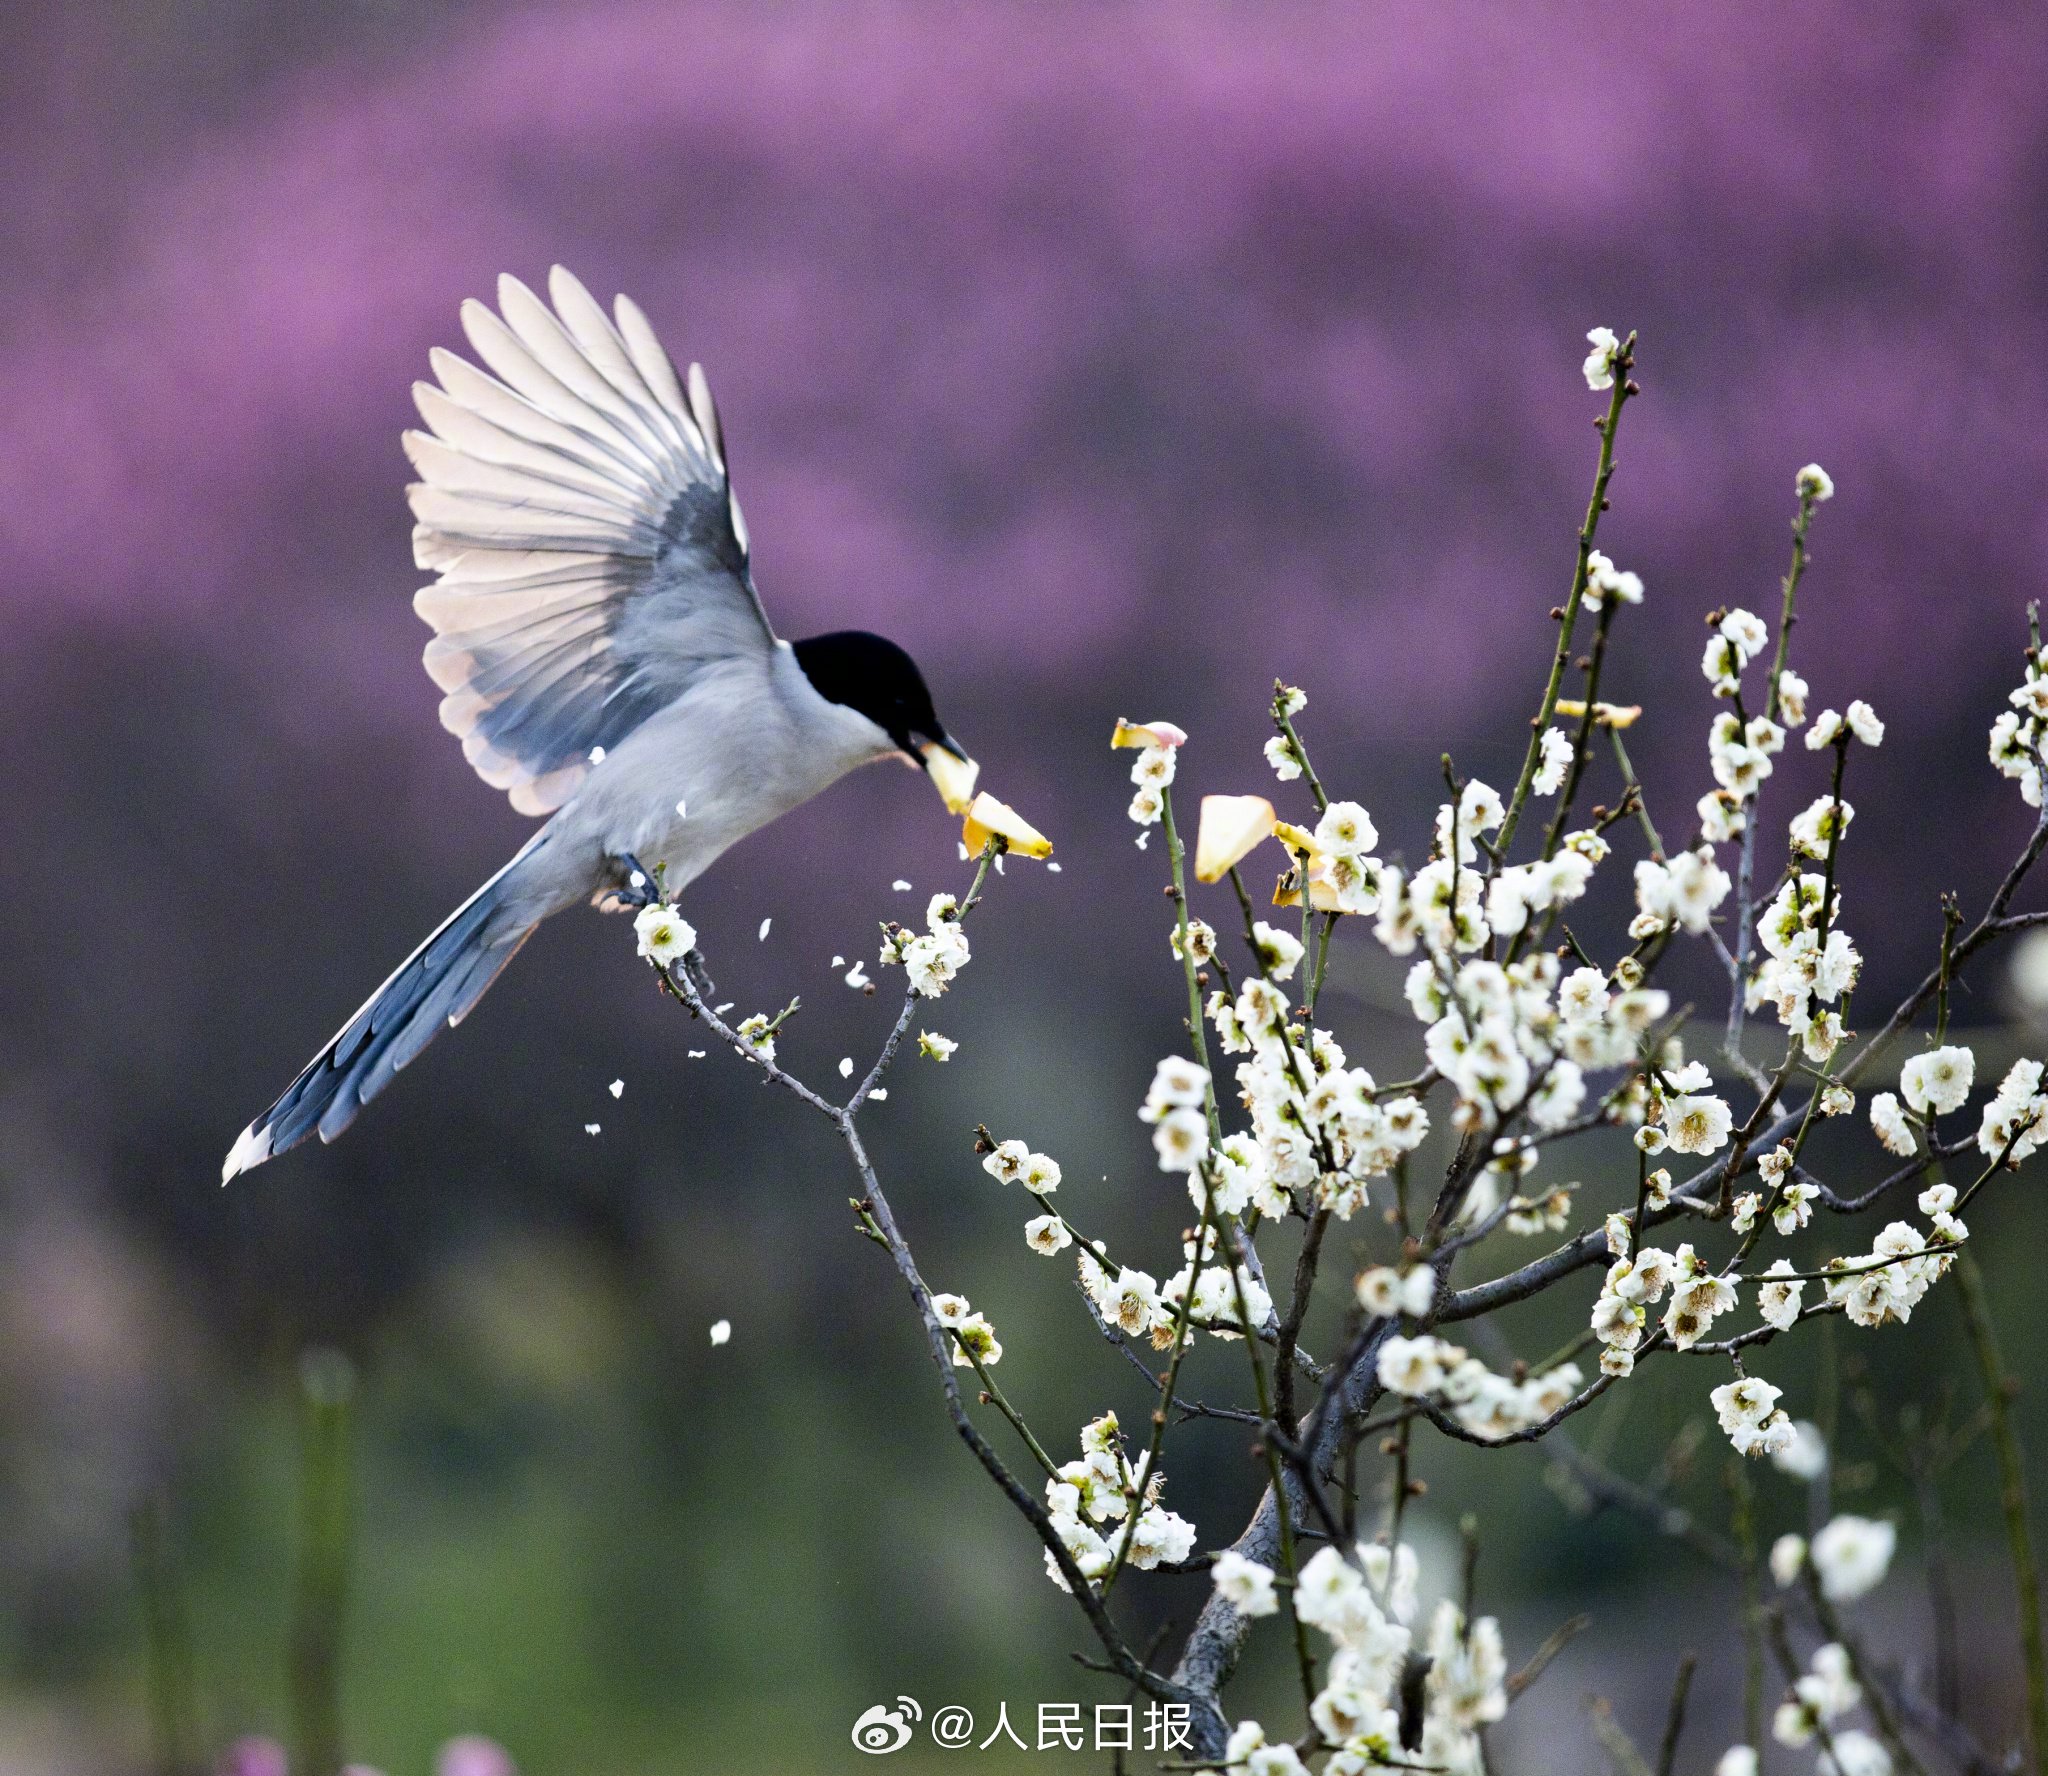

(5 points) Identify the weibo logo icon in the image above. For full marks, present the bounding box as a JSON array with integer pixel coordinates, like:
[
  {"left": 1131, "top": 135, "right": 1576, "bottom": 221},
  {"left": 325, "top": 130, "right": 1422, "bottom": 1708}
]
[{"left": 851, "top": 1696, "right": 923, "bottom": 1754}]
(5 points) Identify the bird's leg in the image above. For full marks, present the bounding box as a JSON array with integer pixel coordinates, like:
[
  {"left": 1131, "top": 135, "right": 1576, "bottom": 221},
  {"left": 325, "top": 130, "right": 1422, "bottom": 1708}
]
[
  {"left": 607, "top": 853, "right": 660, "bottom": 910},
  {"left": 682, "top": 949, "right": 717, "bottom": 1003}
]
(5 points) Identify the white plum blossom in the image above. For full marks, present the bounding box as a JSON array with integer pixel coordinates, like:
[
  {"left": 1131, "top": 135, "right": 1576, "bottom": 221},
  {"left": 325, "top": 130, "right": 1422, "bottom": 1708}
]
[
  {"left": 890, "top": 911, "right": 971, "bottom": 997},
  {"left": 1663, "top": 1246, "right": 1738, "bottom": 1348},
  {"left": 1356, "top": 1265, "right": 1436, "bottom": 1319},
  {"left": 950, "top": 1311, "right": 1002, "bottom": 1368},
  {"left": 1772, "top": 1419, "right": 1829, "bottom": 1481},
  {"left": 1170, "top": 918, "right": 1218, "bottom": 967},
  {"left": 1557, "top": 965, "right": 1610, "bottom": 1027},
  {"left": 1532, "top": 727, "right": 1573, "bottom": 794},
  {"left": 1130, "top": 742, "right": 1177, "bottom": 790},
  {"left": 1376, "top": 1335, "right": 1456, "bottom": 1397},
  {"left": 1140, "top": 1056, "right": 1209, "bottom": 1119},
  {"left": 1151, "top": 1107, "right": 1210, "bottom": 1173},
  {"left": 1699, "top": 789, "right": 1746, "bottom": 842},
  {"left": 1721, "top": 608, "right": 1770, "bottom": 663},
  {"left": 1845, "top": 699, "right": 1885, "bottom": 745},
  {"left": 1991, "top": 666, "right": 2048, "bottom": 805},
  {"left": 1024, "top": 1214, "right": 1072, "bottom": 1255},
  {"left": 1249, "top": 921, "right": 1305, "bottom": 982},
  {"left": 1361, "top": 1541, "right": 1421, "bottom": 1624},
  {"left": 735, "top": 1013, "right": 777, "bottom": 1064},
  {"left": 1810, "top": 1514, "right": 1897, "bottom": 1602},
  {"left": 1667, "top": 848, "right": 1732, "bottom": 931},
  {"left": 1773, "top": 1181, "right": 1819, "bottom": 1235},
  {"left": 1869, "top": 1091, "right": 1916, "bottom": 1157},
  {"left": 1664, "top": 1093, "right": 1733, "bottom": 1155},
  {"left": 1819, "top": 1731, "right": 1893, "bottom": 1776},
  {"left": 982, "top": 1138, "right": 1029, "bottom": 1183},
  {"left": 1711, "top": 1374, "right": 1794, "bottom": 1458},
  {"left": 1315, "top": 800, "right": 1379, "bottom": 854},
  {"left": 1900, "top": 1044, "right": 1973, "bottom": 1116},
  {"left": 1756, "top": 1260, "right": 1805, "bottom": 1332},
  {"left": 1583, "top": 325, "right": 1621, "bottom": 390},
  {"left": 1770, "top": 1533, "right": 1808, "bottom": 1588},
  {"left": 1096, "top": 1268, "right": 1160, "bottom": 1338},
  {"left": 1433, "top": 779, "right": 1505, "bottom": 866},
  {"left": 1211, "top": 1550, "right": 1280, "bottom": 1618},
  {"left": 1774, "top": 1643, "right": 1860, "bottom": 1748},
  {"left": 1703, "top": 633, "right": 1744, "bottom": 696},
  {"left": 2007, "top": 921, "right": 2048, "bottom": 1007},
  {"left": 1797, "top": 462, "right": 1835, "bottom": 502},
  {"left": 1583, "top": 549, "right": 1645, "bottom": 611},
  {"left": 1709, "top": 710, "right": 1775, "bottom": 799},
  {"left": 1263, "top": 735, "right": 1302, "bottom": 781},
  {"left": 1020, "top": 1152, "right": 1062, "bottom": 1196},
  {"left": 633, "top": 903, "right": 696, "bottom": 965},
  {"left": 1978, "top": 1057, "right": 2048, "bottom": 1163},
  {"left": 1527, "top": 1061, "right": 1586, "bottom": 1132},
  {"left": 1041, "top": 1415, "right": 1193, "bottom": 1590},
  {"left": 1424, "top": 1600, "right": 1508, "bottom": 1746},
  {"left": 1789, "top": 794, "right": 1854, "bottom": 860}
]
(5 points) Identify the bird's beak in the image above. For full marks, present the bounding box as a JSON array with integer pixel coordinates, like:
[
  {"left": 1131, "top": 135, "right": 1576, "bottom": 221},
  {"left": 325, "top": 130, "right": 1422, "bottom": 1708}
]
[{"left": 920, "top": 738, "right": 980, "bottom": 814}]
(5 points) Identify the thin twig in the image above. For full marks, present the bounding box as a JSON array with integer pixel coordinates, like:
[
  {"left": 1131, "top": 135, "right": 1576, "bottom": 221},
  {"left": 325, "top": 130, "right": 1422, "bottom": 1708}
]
[
  {"left": 1507, "top": 1613, "right": 1590, "bottom": 1700},
  {"left": 1955, "top": 1249, "right": 2048, "bottom": 1776},
  {"left": 1654, "top": 1651, "right": 1698, "bottom": 1776},
  {"left": 1497, "top": 333, "right": 1637, "bottom": 857}
]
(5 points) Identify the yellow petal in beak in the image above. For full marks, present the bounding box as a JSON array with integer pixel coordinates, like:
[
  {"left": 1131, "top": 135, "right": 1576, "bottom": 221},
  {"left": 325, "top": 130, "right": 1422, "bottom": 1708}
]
[
  {"left": 1194, "top": 794, "right": 1277, "bottom": 883},
  {"left": 921, "top": 743, "right": 981, "bottom": 814},
  {"left": 1111, "top": 717, "right": 1189, "bottom": 750},
  {"left": 1273, "top": 869, "right": 1345, "bottom": 911},
  {"left": 962, "top": 791, "right": 1053, "bottom": 859},
  {"left": 1272, "top": 820, "right": 1323, "bottom": 865},
  {"left": 1554, "top": 699, "right": 1642, "bottom": 728},
  {"left": 1269, "top": 820, "right": 1326, "bottom": 906}
]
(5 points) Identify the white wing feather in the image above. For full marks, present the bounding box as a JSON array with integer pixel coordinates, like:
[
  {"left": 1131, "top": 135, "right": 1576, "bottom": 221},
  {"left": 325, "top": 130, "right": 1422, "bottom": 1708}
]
[{"left": 409, "top": 268, "right": 774, "bottom": 817}]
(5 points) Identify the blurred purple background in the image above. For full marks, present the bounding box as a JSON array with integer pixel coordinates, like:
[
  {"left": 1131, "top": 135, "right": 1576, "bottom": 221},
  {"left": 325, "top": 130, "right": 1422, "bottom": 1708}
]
[{"left": 2, "top": 1, "right": 2047, "bottom": 1768}]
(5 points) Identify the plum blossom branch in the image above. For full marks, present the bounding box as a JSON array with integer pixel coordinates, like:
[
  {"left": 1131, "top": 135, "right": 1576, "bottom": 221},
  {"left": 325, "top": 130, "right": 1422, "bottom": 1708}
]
[{"left": 1496, "top": 329, "right": 1637, "bottom": 856}]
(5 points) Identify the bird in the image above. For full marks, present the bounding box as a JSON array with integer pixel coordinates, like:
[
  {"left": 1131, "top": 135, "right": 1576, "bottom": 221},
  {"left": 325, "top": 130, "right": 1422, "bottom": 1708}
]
[{"left": 222, "top": 266, "right": 980, "bottom": 1181}]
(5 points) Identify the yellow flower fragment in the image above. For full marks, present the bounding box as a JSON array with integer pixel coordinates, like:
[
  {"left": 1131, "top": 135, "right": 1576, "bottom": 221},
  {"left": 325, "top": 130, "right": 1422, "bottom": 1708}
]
[
  {"left": 1194, "top": 794, "right": 1276, "bottom": 882},
  {"left": 962, "top": 792, "right": 1053, "bottom": 859},
  {"left": 1111, "top": 718, "right": 1189, "bottom": 750}
]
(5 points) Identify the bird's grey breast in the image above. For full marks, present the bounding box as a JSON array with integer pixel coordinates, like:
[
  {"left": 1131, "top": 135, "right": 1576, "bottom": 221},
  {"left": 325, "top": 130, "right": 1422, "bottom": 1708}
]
[{"left": 545, "top": 646, "right": 895, "bottom": 892}]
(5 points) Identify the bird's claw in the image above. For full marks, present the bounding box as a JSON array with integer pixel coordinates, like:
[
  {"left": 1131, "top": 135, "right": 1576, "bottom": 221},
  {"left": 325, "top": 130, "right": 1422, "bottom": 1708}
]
[
  {"left": 607, "top": 853, "right": 660, "bottom": 910},
  {"left": 681, "top": 949, "right": 716, "bottom": 1002}
]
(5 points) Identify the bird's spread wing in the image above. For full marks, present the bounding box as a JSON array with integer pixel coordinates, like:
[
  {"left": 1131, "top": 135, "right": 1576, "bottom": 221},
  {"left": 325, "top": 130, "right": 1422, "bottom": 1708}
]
[{"left": 406, "top": 267, "right": 774, "bottom": 816}]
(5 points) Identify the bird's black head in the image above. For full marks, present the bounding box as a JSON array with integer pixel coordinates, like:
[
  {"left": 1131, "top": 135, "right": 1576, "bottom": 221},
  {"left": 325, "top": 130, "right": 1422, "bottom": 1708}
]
[{"left": 793, "top": 629, "right": 961, "bottom": 762}]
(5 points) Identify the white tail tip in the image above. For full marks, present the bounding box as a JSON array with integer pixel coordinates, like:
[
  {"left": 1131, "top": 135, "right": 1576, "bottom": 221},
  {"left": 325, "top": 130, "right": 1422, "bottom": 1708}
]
[{"left": 221, "top": 1122, "right": 273, "bottom": 1184}]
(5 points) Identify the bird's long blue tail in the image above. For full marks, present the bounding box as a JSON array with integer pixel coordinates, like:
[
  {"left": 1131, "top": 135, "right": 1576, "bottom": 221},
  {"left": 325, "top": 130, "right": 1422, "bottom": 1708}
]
[{"left": 222, "top": 845, "right": 543, "bottom": 1180}]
